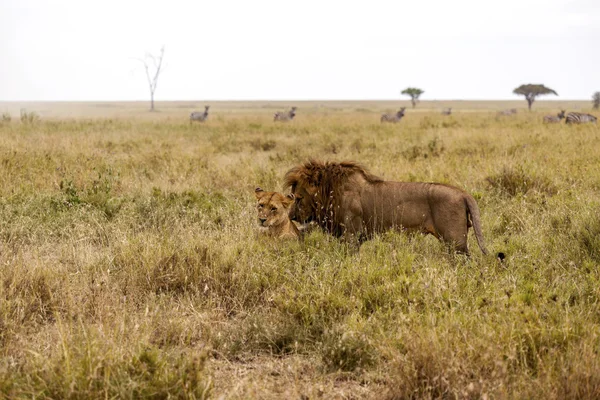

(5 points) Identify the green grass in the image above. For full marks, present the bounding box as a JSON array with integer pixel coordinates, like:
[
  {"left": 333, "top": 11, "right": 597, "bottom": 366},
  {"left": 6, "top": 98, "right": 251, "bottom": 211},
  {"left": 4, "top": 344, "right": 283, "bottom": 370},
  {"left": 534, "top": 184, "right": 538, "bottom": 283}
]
[{"left": 1, "top": 104, "right": 599, "bottom": 398}]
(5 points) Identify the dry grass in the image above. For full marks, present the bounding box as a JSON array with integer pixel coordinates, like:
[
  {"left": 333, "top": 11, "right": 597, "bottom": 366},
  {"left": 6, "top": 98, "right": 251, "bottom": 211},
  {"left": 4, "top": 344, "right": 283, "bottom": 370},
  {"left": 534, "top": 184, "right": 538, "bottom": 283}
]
[{"left": 1, "top": 102, "right": 599, "bottom": 399}]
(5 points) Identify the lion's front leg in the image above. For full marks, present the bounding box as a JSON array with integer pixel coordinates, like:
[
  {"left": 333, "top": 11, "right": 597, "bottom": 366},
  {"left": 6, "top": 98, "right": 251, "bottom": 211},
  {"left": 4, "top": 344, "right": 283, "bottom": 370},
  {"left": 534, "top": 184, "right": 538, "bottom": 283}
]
[
  {"left": 340, "top": 195, "right": 365, "bottom": 244},
  {"left": 341, "top": 216, "right": 363, "bottom": 243}
]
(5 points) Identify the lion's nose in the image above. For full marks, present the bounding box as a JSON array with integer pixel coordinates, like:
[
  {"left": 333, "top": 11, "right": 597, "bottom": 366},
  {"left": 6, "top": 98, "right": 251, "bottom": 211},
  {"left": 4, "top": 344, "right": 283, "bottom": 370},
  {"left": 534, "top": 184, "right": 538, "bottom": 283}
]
[{"left": 259, "top": 218, "right": 267, "bottom": 225}]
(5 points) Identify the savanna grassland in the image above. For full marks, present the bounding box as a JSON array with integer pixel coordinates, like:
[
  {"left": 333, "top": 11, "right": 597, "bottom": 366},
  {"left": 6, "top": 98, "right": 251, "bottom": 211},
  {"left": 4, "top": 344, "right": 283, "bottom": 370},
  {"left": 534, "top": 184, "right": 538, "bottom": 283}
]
[{"left": 0, "top": 101, "right": 599, "bottom": 399}]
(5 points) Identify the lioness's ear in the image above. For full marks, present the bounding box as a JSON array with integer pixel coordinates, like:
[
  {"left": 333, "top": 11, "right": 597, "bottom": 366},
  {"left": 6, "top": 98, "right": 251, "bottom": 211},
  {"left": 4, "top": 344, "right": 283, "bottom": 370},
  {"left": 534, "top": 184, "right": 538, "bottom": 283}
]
[
  {"left": 255, "top": 187, "right": 264, "bottom": 199},
  {"left": 282, "top": 193, "right": 295, "bottom": 207}
]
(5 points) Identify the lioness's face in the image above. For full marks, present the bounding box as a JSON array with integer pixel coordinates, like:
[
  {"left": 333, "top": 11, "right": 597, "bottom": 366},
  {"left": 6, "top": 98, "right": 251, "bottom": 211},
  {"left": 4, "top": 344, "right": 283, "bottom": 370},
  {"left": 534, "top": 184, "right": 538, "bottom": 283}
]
[
  {"left": 288, "top": 186, "right": 316, "bottom": 225},
  {"left": 254, "top": 188, "right": 294, "bottom": 227}
]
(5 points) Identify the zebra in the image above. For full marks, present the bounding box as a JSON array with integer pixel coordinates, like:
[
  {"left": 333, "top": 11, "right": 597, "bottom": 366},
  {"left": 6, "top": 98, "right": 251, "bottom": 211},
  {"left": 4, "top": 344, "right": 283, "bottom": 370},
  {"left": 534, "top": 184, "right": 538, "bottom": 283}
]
[
  {"left": 441, "top": 108, "right": 452, "bottom": 116},
  {"left": 543, "top": 110, "right": 566, "bottom": 123},
  {"left": 497, "top": 108, "right": 517, "bottom": 116},
  {"left": 380, "top": 107, "right": 406, "bottom": 123},
  {"left": 565, "top": 112, "right": 597, "bottom": 124},
  {"left": 190, "top": 106, "right": 210, "bottom": 123},
  {"left": 274, "top": 107, "right": 297, "bottom": 122}
]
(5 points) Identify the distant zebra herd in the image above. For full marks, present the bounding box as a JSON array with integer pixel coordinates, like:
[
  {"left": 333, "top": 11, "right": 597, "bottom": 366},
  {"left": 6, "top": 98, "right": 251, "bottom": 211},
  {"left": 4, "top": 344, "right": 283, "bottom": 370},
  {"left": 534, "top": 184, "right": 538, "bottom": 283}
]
[
  {"left": 380, "top": 107, "right": 406, "bottom": 123},
  {"left": 497, "top": 109, "right": 518, "bottom": 116},
  {"left": 189, "top": 106, "right": 298, "bottom": 123},
  {"left": 543, "top": 110, "right": 597, "bottom": 124},
  {"left": 565, "top": 112, "right": 597, "bottom": 124},
  {"left": 190, "top": 106, "right": 210, "bottom": 123},
  {"left": 274, "top": 107, "right": 297, "bottom": 122},
  {"left": 187, "top": 105, "right": 596, "bottom": 125},
  {"left": 543, "top": 110, "right": 565, "bottom": 123}
]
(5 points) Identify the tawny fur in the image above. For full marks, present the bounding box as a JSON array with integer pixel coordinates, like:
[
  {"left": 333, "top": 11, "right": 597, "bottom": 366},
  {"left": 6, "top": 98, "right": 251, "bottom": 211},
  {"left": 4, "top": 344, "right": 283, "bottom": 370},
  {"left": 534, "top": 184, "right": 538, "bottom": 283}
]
[
  {"left": 284, "top": 160, "right": 488, "bottom": 254},
  {"left": 254, "top": 188, "right": 300, "bottom": 240}
]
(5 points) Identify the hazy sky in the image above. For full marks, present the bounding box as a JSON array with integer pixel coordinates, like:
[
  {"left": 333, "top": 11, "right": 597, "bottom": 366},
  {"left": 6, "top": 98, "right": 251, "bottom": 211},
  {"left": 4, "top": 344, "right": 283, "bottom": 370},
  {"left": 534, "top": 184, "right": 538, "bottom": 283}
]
[{"left": 2, "top": 0, "right": 599, "bottom": 101}]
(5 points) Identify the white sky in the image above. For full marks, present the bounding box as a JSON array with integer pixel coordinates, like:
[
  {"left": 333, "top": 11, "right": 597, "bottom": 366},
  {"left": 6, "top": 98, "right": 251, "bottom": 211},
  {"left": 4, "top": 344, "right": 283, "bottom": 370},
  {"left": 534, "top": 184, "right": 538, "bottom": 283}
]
[{"left": 1, "top": 0, "right": 599, "bottom": 101}]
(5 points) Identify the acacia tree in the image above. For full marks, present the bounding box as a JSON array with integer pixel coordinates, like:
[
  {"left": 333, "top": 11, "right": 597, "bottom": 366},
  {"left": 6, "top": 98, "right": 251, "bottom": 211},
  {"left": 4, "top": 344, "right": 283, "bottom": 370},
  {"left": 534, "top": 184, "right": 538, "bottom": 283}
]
[
  {"left": 593, "top": 92, "right": 600, "bottom": 110},
  {"left": 401, "top": 87, "right": 424, "bottom": 108},
  {"left": 513, "top": 84, "right": 557, "bottom": 111},
  {"left": 138, "top": 46, "right": 165, "bottom": 112}
]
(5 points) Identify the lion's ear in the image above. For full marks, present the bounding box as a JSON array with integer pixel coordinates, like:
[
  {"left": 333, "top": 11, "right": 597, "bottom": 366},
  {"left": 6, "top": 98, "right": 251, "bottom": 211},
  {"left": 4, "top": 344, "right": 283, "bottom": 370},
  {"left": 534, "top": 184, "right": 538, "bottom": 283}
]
[
  {"left": 306, "top": 186, "right": 318, "bottom": 196},
  {"left": 286, "top": 193, "right": 295, "bottom": 200},
  {"left": 255, "top": 187, "right": 264, "bottom": 199}
]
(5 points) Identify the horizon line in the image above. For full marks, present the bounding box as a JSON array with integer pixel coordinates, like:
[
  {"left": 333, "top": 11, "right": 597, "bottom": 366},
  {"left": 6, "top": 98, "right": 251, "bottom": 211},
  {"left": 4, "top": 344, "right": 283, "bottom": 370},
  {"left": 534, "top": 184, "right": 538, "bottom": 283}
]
[{"left": 0, "top": 98, "right": 591, "bottom": 103}]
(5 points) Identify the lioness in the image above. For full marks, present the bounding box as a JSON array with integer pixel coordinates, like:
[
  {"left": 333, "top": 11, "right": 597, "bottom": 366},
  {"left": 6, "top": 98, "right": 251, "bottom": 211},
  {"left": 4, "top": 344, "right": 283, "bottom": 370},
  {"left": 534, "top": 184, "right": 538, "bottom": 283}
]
[
  {"left": 284, "top": 160, "right": 488, "bottom": 255},
  {"left": 254, "top": 187, "right": 300, "bottom": 240}
]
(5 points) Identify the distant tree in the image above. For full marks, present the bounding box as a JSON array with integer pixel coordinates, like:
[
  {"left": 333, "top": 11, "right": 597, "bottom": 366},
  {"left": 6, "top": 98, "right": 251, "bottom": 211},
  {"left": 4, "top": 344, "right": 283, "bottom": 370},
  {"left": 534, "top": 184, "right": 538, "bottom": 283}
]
[
  {"left": 401, "top": 87, "right": 424, "bottom": 108},
  {"left": 593, "top": 92, "right": 600, "bottom": 110},
  {"left": 138, "top": 46, "right": 165, "bottom": 112},
  {"left": 512, "top": 84, "right": 557, "bottom": 111}
]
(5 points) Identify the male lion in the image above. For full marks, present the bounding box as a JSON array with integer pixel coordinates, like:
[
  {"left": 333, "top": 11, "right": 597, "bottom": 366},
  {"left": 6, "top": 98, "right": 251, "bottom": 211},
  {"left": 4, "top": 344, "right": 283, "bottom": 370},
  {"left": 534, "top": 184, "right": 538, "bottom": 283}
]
[
  {"left": 284, "top": 160, "right": 488, "bottom": 255},
  {"left": 254, "top": 187, "right": 300, "bottom": 240}
]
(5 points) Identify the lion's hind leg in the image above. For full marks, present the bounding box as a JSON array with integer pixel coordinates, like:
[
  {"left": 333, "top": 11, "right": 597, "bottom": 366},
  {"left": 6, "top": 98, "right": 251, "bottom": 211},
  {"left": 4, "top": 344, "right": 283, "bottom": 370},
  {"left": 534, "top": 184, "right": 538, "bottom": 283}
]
[
  {"left": 433, "top": 214, "right": 470, "bottom": 255},
  {"left": 452, "top": 238, "right": 470, "bottom": 255}
]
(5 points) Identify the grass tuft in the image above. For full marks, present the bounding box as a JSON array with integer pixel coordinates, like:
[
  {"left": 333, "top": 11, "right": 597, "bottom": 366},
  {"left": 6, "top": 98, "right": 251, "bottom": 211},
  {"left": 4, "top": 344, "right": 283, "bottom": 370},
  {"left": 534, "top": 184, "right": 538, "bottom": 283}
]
[
  {"left": 321, "top": 326, "right": 377, "bottom": 372},
  {"left": 486, "top": 165, "right": 556, "bottom": 197}
]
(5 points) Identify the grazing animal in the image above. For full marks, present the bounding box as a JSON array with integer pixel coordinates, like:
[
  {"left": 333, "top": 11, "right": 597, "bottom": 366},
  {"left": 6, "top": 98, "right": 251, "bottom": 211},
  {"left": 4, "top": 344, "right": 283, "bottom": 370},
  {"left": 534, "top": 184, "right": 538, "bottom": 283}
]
[
  {"left": 274, "top": 107, "right": 297, "bottom": 122},
  {"left": 441, "top": 108, "right": 452, "bottom": 116},
  {"left": 254, "top": 187, "right": 300, "bottom": 240},
  {"left": 543, "top": 110, "right": 566, "bottom": 123},
  {"left": 284, "top": 160, "right": 488, "bottom": 255},
  {"left": 190, "top": 106, "right": 210, "bottom": 123},
  {"left": 565, "top": 112, "right": 597, "bottom": 124},
  {"left": 380, "top": 107, "right": 406, "bottom": 123},
  {"left": 497, "top": 108, "right": 517, "bottom": 116}
]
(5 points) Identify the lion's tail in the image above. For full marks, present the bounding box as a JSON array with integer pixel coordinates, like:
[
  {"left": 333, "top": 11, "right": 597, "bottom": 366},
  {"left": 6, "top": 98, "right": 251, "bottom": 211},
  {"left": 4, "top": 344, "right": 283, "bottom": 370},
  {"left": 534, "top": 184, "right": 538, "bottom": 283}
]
[{"left": 465, "top": 195, "right": 489, "bottom": 255}]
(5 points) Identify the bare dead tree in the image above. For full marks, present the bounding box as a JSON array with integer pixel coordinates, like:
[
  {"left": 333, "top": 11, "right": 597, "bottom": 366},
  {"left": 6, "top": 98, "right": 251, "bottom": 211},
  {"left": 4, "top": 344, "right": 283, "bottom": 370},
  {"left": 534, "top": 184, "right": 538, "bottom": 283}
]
[{"left": 138, "top": 46, "right": 165, "bottom": 112}]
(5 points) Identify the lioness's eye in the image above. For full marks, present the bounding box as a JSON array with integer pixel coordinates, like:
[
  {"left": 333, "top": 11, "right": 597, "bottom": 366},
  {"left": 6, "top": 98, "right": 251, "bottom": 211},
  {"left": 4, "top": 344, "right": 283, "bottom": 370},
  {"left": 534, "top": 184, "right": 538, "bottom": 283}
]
[
  {"left": 271, "top": 207, "right": 277, "bottom": 212},
  {"left": 257, "top": 204, "right": 263, "bottom": 209}
]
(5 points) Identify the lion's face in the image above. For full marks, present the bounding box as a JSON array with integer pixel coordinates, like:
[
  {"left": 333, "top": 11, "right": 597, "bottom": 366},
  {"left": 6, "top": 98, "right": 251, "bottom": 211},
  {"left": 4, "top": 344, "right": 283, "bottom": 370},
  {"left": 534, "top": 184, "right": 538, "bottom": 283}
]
[
  {"left": 288, "top": 185, "right": 316, "bottom": 225},
  {"left": 255, "top": 188, "right": 294, "bottom": 228}
]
